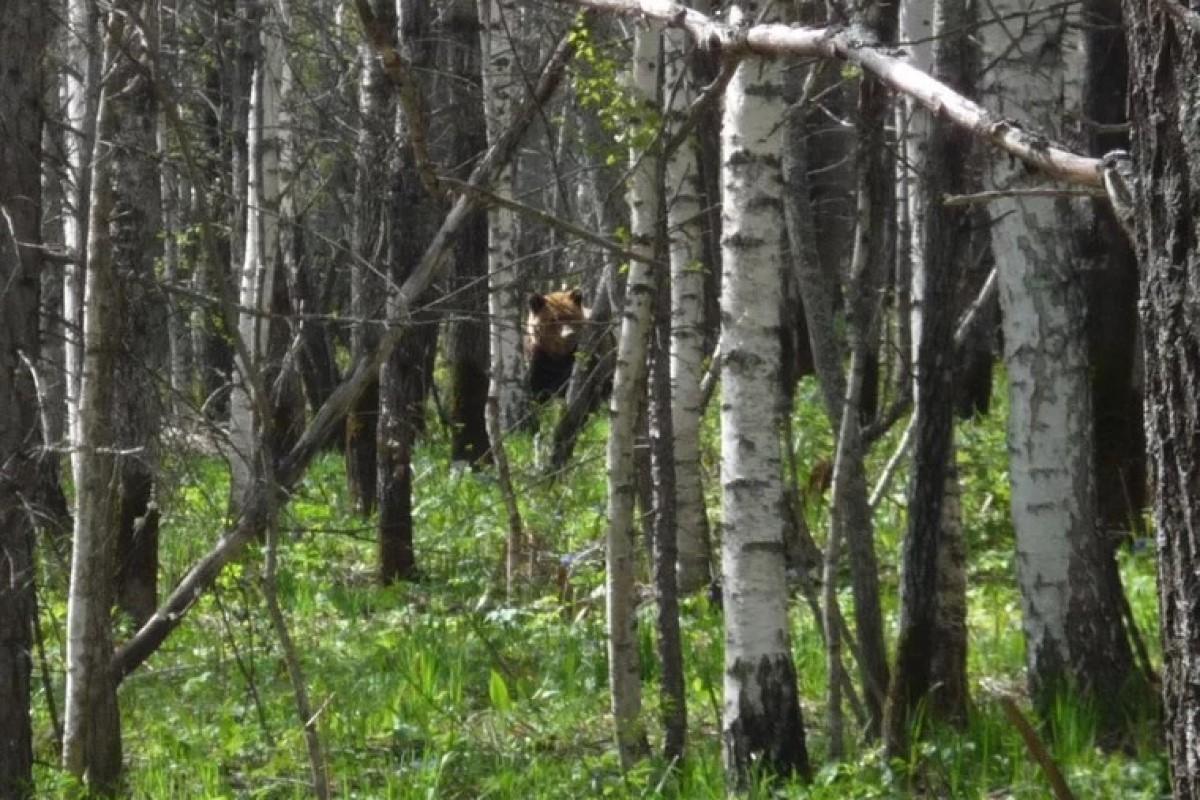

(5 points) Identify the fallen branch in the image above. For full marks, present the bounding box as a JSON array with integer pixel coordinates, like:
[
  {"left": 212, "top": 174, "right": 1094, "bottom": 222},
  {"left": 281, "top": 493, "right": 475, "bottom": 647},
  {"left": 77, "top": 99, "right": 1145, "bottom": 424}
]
[
  {"left": 996, "top": 694, "right": 1078, "bottom": 800},
  {"left": 110, "top": 14, "right": 593, "bottom": 682}
]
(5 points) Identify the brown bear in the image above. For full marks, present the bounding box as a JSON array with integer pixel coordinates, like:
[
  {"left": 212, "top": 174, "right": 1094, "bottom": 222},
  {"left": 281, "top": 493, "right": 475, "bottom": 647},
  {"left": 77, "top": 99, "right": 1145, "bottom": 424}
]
[{"left": 525, "top": 288, "right": 586, "bottom": 401}]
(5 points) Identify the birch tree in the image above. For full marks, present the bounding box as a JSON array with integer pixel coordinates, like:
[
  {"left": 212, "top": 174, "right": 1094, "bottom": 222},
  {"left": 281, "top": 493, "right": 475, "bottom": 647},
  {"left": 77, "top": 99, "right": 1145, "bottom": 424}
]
[
  {"left": 346, "top": 0, "right": 393, "bottom": 516},
  {"left": 481, "top": 0, "right": 527, "bottom": 431},
  {"left": 62, "top": 8, "right": 131, "bottom": 788},
  {"left": 663, "top": 23, "right": 712, "bottom": 595},
  {"left": 885, "top": 0, "right": 972, "bottom": 752},
  {"left": 603, "top": 21, "right": 657, "bottom": 768},
  {"left": 61, "top": 0, "right": 100, "bottom": 452},
  {"left": 979, "top": 1, "right": 1134, "bottom": 722},
  {"left": 718, "top": 2, "right": 810, "bottom": 784},
  {"left": 229, "top": 0, "right": 289, "bottom": 508},
  {"left": 0, "top": 2, "right": 49, "bottom": 792}
]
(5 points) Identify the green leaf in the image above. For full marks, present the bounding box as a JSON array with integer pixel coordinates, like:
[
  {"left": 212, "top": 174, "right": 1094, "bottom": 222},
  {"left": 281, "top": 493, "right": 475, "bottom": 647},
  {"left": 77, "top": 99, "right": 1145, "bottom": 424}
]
[{"left": 488, "top": 669, "right": 512, "bottom": 713}]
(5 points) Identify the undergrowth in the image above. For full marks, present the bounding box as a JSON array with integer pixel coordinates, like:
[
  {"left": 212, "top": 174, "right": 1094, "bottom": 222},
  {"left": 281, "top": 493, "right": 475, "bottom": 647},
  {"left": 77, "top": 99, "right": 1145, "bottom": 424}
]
[{"left": 30, "top": 376, "right": 1168, "bottom": 798}]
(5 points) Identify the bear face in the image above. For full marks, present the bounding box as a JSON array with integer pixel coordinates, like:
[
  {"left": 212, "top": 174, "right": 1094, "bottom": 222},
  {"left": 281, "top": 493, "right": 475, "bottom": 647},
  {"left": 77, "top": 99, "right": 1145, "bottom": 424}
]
[{"left": 525, "top": 289, "right": 585, "bottom": 400}]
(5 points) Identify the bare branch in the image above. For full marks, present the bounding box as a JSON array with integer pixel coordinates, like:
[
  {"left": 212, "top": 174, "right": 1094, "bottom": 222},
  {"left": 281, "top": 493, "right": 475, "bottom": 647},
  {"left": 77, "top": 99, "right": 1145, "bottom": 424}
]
[
  {"left": 110, "top": 13, "right": 594, "bottom": 682},
  {"left": 553, "top": 0, "right": 1106, "bottom": 188},
  {"left": 443, "top": 177, "right": 667, "bottom": 268},
  {"left": 1155, "top": 0, "right": 1200, "bottom": 34},
  {"left": 944, "top": 188, "right": 1104, "bottom": 206},
  {"left": 353, "top": 0, "right": 442, "bottom": 197}
]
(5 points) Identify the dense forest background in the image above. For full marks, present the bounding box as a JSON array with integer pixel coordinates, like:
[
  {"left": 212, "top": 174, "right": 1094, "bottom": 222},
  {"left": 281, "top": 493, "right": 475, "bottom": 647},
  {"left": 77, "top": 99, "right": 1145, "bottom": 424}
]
[{"left": 2, "top": 0, "right": 1199, "bottom": 797}]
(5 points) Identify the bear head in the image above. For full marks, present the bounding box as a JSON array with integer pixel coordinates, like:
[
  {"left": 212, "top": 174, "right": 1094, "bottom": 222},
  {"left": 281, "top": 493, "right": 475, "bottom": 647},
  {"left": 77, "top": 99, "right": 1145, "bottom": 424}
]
[{"left": 524, "top": 288, "right": 586, "bottom": 400}]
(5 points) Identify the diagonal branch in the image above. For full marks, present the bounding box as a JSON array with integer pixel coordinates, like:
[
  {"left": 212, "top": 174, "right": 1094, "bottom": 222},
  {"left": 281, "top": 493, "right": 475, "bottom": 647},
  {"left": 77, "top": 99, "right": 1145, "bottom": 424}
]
[
  {"left": 109, "top": 13, "right": 595, "bottom": 683},
  {"left": 354, "top": 0, "right": 442, "bottom": 197},
  {"left": 553, "top": 0, "right": 1105, "bottom": 188},
  {"left": 1155, "top": 0, "right": 1200, "bottom": 34}
]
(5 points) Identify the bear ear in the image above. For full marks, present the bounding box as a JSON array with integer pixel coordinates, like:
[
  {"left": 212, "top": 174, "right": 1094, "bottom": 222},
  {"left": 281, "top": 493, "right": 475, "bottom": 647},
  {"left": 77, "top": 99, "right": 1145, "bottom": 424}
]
[
  {"left": 528, "top": 294, "right": 547, "bottom": 313},
  {"left": 568, "top": 289, "right": 583, "bottom": 306}
]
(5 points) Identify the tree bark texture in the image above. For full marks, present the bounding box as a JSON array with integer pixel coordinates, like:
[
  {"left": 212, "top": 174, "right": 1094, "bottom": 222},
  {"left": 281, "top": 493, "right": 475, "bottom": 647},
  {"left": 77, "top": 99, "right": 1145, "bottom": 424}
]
[
  {"left": 443, "top": 1, "right": 492, "bottom": 466},
  {"left": 650, "top": 262, "right": 687, "bottom": 762},
  {"left": 664, "top": 25, "right": 712, "bottom": 595},
  {"left": 481, "top": 0, "right": 528, "bottom": 432},
  {"left": 1122, "top": 9, "right": 1200, "bottom": 797},
  {"left": 718, "top": 4, "right": 810, "bottom": 785},
  {"left": 62, "top": 11, "right": 129, "bottom": 788},
  {"left": 111, "top": 4, "right": 165, "bottom": 626},
  {"left": 1082, "top": 0, "right": 1146, "bottom": 539},
  {"left": 61, "top": 0, "right": 101, "bottom": 454},
  {"left": 377, "top": 0, "right": 443, "bottom": 584},
  {"left": 885, "top": 0, "right": 972, "bottom": 753},
  {"left": 603, "top": 22, "right": 657, "bottom": 769},
  {"left": 0, "top": 2, "right": 48, "bottom": 794},
  {"left": 346, "top": 0, "right": 394, "bottom": 517},
  {"left": 980, "top": 1, "right": 1134, "bottom": 724},
  {"left": 229, "top": 0, "right": 288, "bottom": 509}
]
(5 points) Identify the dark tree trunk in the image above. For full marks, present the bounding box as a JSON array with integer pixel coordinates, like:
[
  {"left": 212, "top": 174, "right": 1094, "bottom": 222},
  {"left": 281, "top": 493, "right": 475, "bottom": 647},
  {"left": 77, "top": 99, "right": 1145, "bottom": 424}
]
[
  {"left": 1083, "top": 0, "right": 1146, "bottom": 540},
  {"left": 649, "top": 243, "right": 686, "bottom": 761},
  {"left": 1122, "top": 10, "right": 1200, "bottom": 797},
  {"left": 377, "top": 0, "right": 443, "bottom": 585},
  {"left": 195, "top": 0, "right": 238, "bottom": 420},
  {"left": 952, "top": 207, "right": 997, "bottom": 420},
  {"left": 346, "top": 0, "right": 395, "bottom": 516},
  {"left": 111, "top": 13, "right": 165, "bottom": 626},
  {"left": 885, "top": 0, "right": 974, "bottom": 752},
  {"left": 443, "top": 1, "right": 490, "bottom": 467},
  {"left": 0, "top": 3, "right": 48, "bottom": 793},
  {"left": 378, "top": 325, "right": 437, "bottom": 583},
  {"left": 287, "top": 219, "right": 342, "bottom": 438}
]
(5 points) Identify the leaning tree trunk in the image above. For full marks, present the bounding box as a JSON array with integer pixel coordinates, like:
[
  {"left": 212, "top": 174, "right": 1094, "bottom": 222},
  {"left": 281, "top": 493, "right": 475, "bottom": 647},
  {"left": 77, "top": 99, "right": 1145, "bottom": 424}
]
[
  {"left": 481, "top": 0, "right": 527, "bottom": 432},
  {"left": 603, "top": 21, "right": 657, "bottom": 769},
  {"left": 62, "top": 10, "right": 130, "bottom": 789},
  {"left": 718, "top": 4, "right": 811, "bottom": 787},
  {"left": 0, "top": 2, "right": 49, "bottom": 794},
  {"left": 979, "top": 0, "right": 1135, "bottom": 729},
  {"left": 885, "top": 0, "right": 972, "bottom": 754},
  {"left": 663, "top": 23, "right": 712, "bottom": 595},
  {"left": 1121, "top": 8, "right": 1200, "bottom": 797}
]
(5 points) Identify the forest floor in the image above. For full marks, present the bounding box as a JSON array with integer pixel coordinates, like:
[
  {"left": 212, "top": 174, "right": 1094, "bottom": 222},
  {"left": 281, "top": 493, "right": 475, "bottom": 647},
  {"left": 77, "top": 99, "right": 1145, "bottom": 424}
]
[{"left": 32, "top": 377, "right": 1168, "bottom": 798}]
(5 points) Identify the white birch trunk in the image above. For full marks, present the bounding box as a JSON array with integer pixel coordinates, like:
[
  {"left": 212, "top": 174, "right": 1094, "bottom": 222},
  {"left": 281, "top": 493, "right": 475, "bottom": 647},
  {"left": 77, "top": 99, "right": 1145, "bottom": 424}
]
[
  {"left": 604, "top": 22, "right": 658, "bottom": 769},
  {"left": 63, "top": 11, "right": 125, "bottom": 786},
  {"left": 61, "top": 0, "right": 100, "bottom": 470},
  {"left": 901, "top": 0, "right": 933, "bottom": 351},
  {"left": 664, "top": 25, "right": 711, "bottom": 595},
  {"left": 979, "top": 2, "right": 1131, "bottom": 706},
  {"left": 229, "top": 3, "right": 287, "bottom": 505},
  {"left": 718, "top": 3, "right": 808, "bottom": 785},
  {"left": 480, "top": 0, "right": 525, "bottom": 431},
  {"left": 159, "top": 0, "right": 188, "bottom": 410}
]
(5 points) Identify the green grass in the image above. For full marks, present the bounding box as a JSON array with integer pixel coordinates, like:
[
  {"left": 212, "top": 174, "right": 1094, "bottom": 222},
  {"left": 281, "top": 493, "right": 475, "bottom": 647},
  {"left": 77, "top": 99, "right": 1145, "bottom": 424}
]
[{"left": 29, "top": 374, "right": 1168, "bottom": 798}]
